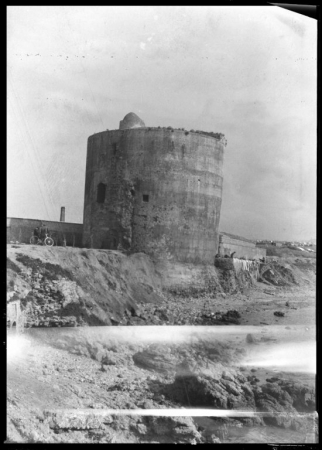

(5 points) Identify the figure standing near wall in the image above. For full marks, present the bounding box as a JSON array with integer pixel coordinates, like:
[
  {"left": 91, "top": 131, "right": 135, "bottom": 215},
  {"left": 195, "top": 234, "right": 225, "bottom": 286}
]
[{"left": 39, "top": 222, "right": 49, "bottom": 239}]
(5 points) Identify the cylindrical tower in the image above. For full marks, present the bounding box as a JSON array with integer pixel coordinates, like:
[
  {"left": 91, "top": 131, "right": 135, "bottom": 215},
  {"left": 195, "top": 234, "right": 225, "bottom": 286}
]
[{"left": 82, "top": 113, "right": 225, "bottom": 264}]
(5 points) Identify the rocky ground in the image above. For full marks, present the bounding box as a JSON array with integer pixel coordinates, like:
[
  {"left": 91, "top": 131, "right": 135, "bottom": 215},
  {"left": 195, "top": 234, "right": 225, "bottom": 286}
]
[
  {"left": 122, "top": 255, "right": 316, "bottom": 327},
  {"left": 119, "top": 287, "right": 315, "bottom": 327},
  {"left": 7, "top": 326, "right": 317, "bottom": 444},
  {"left": 6, "top": 244, "right": 316, "bottom": 443},
  {"left": 7, "top": 327, "right": 316, "bottom": 443}
]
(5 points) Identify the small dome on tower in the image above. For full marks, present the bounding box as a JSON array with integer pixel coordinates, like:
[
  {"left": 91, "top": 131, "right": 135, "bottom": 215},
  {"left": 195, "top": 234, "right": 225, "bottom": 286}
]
[{"left": 119, "top": 112, "right": 145, "bottom": 130}]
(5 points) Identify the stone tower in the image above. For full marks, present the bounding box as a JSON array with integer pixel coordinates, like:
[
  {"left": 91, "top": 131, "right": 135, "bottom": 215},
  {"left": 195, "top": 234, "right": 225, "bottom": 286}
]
[{"left": 82, "top": 113, "right": 225, "bottom": 264}]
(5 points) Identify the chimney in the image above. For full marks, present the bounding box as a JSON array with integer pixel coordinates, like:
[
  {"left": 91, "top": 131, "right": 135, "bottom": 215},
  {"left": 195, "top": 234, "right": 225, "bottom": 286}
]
[{"left": 60, "top": 207, "right": 65, "bottom": 222}]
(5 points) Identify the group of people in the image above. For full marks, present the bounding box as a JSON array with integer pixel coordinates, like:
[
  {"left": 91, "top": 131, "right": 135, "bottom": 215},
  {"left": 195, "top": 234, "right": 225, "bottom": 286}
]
[{"left": 33, "top": 222, "right": 49, "bottom": 240}]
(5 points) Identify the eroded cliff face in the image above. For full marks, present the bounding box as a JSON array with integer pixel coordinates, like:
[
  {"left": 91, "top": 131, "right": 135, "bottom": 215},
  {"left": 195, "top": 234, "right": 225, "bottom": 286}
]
[
  {"left": 7, "top": 245, "right": 164, "bottom": 328},
  {"left": 7, "top": 244, "right": 315, "bottom": 328}
]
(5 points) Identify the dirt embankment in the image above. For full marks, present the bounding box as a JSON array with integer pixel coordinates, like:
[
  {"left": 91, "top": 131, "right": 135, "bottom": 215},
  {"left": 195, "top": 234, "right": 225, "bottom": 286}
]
[
  {"left": 7, "top": 245, "right": 316, "bottom": 328},
  {"left": 7, "top": 245, "right": 164, "bottom": 327}
]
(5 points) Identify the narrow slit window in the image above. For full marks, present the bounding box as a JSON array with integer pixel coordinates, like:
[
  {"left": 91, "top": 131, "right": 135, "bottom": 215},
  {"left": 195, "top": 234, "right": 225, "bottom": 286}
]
[
  {"left": 143, "top": 194, "right": 149, "bottom": 202},
  {"left": 97, "top": 183, "right": 106, "bottom": 203},
  {"left": 113, "top": 143, "right": 117, "bottom": 155}
]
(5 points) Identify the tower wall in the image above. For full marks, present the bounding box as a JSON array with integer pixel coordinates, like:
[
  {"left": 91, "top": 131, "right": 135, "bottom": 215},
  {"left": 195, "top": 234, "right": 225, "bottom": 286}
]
[{"left": 83, "top": 128, "right": 224, "bottom": 264}]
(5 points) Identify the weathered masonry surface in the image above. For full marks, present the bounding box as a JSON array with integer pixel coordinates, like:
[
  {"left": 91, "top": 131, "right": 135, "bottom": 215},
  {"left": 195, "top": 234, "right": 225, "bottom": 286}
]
[
  {"left": 7, "top": 217, "right": 83, "bottom": 247},
  {"left": 83, "top": 116, "right": 225, "bottom": 265},
  {"left": 219, "top": 232, "right": 266, "bottom": 259}
]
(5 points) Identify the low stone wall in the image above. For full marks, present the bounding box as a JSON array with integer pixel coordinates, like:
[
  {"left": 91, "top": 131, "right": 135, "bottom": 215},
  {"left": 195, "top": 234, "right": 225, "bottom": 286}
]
[
  {"left": 7, "top": 217, "right": 83, "bottom": 247},
  {"left": 219, "top": 234, "right": 266, "bottom": 259}
]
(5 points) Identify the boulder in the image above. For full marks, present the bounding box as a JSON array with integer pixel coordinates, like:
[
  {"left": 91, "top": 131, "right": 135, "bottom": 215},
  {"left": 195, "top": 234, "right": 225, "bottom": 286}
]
[
  {"left": 142, "top": 416, "right": 202, "bottom": 443},
  {"left": 246, "top": 334, "right": 258, "bottom": 344},
  {"left": 44, "top": 410, "right": 112, "bottom": 430},
  {"left": 133, "top": 345, "right": 177, "bottom": 374}
]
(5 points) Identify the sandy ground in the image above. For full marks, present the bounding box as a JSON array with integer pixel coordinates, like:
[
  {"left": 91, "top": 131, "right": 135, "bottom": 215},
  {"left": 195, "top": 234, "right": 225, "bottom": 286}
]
[
  {"left": 138, "top": 284, "right": 316, "bottom": 327},
  {"left": 220, "top": 287, "right": 315, "bottom": 327}
]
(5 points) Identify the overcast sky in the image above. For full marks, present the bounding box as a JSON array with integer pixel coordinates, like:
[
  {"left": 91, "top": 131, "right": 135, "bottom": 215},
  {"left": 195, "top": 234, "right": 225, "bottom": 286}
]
[{"left": 7, "top": 6, "right": 317, "bottom": 241}]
